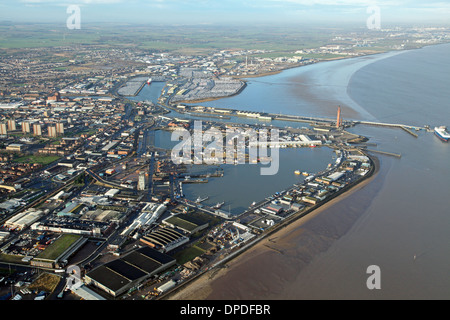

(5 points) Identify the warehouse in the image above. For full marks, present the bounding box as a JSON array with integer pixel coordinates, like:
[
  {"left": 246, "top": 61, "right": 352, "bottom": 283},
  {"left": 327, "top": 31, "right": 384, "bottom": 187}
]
[
  {"left": 327, "top": 171, "right": 345, "bottom": 182},
  {"left": 0, "top": 199, "right": 22, "bottom": 213},
  {"left": 140, "top": 227, "right": 189, "bottom": 253},
  {"left": 30, "top": 234, "right": 87, "bottom": 269},
  {"left": 260, "top": 204, "right": 283, "bottom": 215},
  {"left": 81, "top": 209, "right": 125, "bottom": 224},
  {"left": 162, "top": 213, "right": 208, "bottom": 235},
  {"left": 0, "top": 231, "right": 10, "bottom": 244},
  {"left": 84, "top": 246, "right": 176, "bottom": 297},
  {"left": 4, "top": 208, "right": 46, "bottom": 231}
]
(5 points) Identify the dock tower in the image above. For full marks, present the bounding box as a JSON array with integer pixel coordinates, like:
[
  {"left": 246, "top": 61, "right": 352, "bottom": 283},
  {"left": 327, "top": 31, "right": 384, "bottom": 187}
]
[{"left": 336, "top": 106, "right": 342, "bottom": 128}]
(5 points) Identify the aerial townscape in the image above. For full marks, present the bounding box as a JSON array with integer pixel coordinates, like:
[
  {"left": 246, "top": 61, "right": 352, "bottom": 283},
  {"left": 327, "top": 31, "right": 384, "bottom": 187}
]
[{"left": 0, "top": 17, "right": 449, "bottom": 303}]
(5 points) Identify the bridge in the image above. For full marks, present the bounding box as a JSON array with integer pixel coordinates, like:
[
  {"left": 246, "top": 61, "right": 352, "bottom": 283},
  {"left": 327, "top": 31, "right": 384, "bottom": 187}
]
[{"left": 85, "top": 169, "right": 132, "bottom": 190}]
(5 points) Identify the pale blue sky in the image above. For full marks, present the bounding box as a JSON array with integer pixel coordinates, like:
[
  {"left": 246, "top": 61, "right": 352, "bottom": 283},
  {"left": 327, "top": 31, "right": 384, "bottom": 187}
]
[{"left": 1, "top": 0, "right": 450, "bottom": 26}]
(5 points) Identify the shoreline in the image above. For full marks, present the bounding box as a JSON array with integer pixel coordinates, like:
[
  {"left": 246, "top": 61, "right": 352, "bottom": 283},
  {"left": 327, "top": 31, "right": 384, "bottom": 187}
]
[
  {"left": 133, "top": 42, "right": 450, "bottom": 111},
  {"left": 143, "top": 42, "right": 447, "bottom": 300},
  {"left": 165, "top": 153, "right": 380, "bottom": 300},
  {"left": 173, "top": 49, "right": 407, "bottom": 110}
]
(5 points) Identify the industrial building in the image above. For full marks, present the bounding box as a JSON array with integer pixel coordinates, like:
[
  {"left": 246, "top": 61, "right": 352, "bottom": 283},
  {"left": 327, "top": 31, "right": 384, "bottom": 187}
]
[
  {"left": 4, "top": 208, "right": 46, "bottom": 231},
  {"left": 0, "top": 198, "right": 23, "bottom": 213},
  {"left": 6, "top": 143, "right": 24, "bottom": 152},
  {"left": 260, "top": 204, "right": 283, "bottom": 215},
  {"left": 70, "top": 284, "right": 106, "bottom": 300},
  {"left": 30, "top": 234, "right": 87, "bottom": 269},
  {"left": 84, "top": 246, "right": 176, "bottom": 297},
  {"left": 162, "top": 213, "right": 209, "bottom": 235},
  {"left": 120, "top": 202, "right": 166, "bottom": 237},
  {"left": 0, "top": 231, "right": 10, "bottom": 244},
  {"left": 31, "top": 216, "right": 112, "bottom": 237},
  {"left": 140, "top": 227, "right": 189, "bottom": 253},
  {"left": 81, "top": 208, "right": 125, "bottom": 224}
]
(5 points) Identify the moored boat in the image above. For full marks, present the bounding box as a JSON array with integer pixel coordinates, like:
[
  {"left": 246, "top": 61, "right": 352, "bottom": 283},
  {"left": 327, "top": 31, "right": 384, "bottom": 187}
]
[{"left": 434, "top": 126, "right": 450, "bottom": 142}]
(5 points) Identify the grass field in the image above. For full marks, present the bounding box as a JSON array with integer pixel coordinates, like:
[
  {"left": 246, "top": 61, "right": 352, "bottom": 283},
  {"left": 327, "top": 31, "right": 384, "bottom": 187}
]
[
  {"left": 0, "top": 23, "right": 344, "bottom": 53},
  {"left": 28, "top": 272, "right": 61, "bottom": 293},
  {"left": 13, "top": 155, "right": 61, "bottom": 165},
  {"left": 173, "top": 244, "right": 205, "bottom": 265}
]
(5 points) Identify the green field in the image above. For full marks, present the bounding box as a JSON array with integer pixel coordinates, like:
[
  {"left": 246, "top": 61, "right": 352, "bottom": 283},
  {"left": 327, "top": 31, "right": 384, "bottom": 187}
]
[
  {"left": 0, "top": 23, "right": 347, "bottom": 53},
  {"left": 173, "top": 244, "right": 205, "bottom": 265},
  {"left": 13, "top": 155, "right": 61, "bottom": 165}
]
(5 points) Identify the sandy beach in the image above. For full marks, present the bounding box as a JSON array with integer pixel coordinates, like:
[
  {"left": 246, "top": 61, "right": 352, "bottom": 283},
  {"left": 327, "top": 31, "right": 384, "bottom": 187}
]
[{"left": 167, "top": 156, "right": 380, "bottom": 300}]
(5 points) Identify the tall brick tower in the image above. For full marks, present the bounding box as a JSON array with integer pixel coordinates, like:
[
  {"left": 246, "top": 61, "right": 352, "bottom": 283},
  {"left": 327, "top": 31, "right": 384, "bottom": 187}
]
[{"left": 336, "top": 106, "right": 342, "bottom": 128}]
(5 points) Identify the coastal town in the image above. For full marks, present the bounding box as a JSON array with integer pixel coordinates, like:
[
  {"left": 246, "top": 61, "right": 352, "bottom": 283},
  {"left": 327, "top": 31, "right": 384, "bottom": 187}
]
[{"left": 0, "top": 24, "right": 448, "bottom": 301}]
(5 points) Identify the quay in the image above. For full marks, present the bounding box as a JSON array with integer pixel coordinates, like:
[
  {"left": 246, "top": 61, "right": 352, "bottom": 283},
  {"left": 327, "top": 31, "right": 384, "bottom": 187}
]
[
  {"left": 401, "top": 126, "right": 419, "bottom": 138},
  {"left": 158, "top": 98, "right": 428, "bottom": 139},
  {"left": 354, "top": 120, "right": 424, "bottom": 133},
  {"left": 366, "top": 149, "right": 402, "bottom": 158}
]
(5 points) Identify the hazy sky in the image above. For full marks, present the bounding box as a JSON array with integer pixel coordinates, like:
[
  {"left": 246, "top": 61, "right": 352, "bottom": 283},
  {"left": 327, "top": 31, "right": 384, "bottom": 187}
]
[{"left": 1, "top": 0, "right": 450, "bottom": 26}]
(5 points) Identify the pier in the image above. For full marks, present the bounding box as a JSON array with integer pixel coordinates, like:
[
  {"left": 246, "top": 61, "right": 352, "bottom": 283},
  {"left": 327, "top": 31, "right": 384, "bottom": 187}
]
[
  {"left": 400, "top": 126, "right": 419, "bottom": 138},
  {"left": 366, "top": 149, "right": 402, "bottom": 158},
  {"left": 354, "top": 120, "right": 424, "bottom": 133}
]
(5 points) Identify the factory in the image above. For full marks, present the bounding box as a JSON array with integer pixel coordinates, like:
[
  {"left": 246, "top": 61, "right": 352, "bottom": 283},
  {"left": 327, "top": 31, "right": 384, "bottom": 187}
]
[
  {"left": 162, "top": 213, "right": 209, "bottom": 235},
  {"left": 81, "top": 208, "right": 125, "bottom": 224},
  {"left": 84, "top": 246, "right": 176, "bottom": 297},
  {"left": 30, "top": 234, "right": 87, "bottom": 269},
  {"left": 260, "top": 204, "right": 283, "bottom": 215},
  {"left": 4, "top": 208, "right": 47, "bottom": 231},
  {"left": 120, "top": 202, "right": 167, "bottom": 237},
  {"left": 140, "top": 226, "right": 189, "bottom": 253}
]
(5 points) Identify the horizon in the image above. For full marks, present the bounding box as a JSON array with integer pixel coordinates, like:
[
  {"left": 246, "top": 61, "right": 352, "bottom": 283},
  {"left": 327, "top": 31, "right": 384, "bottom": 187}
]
[{"left": 1, "top": 1, "right": 450, "bottom": 27}]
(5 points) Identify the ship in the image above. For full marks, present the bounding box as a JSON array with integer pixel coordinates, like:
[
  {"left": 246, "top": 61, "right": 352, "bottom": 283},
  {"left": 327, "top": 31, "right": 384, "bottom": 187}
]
[
  {"left": 294, "top": 170, "right": 301, "bottom": 175},
  {"left": 434, "top": 126, "right": 450, "bottom": 142},
  {"left": 147, "top": 78, "right": 152, "bottom": 85},
  {"left": 196, "top": 196, "right": 209, "bottom": 203},
  {"left": 213, "top": 202, "right": 225, "bottom": 209}
]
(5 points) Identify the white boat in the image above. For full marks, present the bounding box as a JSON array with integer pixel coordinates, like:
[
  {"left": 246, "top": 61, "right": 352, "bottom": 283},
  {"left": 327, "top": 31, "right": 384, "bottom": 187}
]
[
  {"left": 196, "top": 196, "right": 209, "bottom": 203},
  {"left": 434, "top": 126, "right": 450, "bottom": 142},
  {"left": 213, "top": 202, "right": 224, "bottom": 209}
]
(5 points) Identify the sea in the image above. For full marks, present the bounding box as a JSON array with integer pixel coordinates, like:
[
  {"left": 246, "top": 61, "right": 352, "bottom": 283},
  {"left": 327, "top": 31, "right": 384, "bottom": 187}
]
[{"left": 132, "top": 42, "right": 450, "bottom": 299}]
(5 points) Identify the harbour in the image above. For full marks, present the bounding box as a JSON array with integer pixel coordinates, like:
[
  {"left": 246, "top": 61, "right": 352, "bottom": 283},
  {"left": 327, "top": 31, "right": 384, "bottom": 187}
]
[{"left": 159, "top": 42, "right": 450, "bottom": 300}]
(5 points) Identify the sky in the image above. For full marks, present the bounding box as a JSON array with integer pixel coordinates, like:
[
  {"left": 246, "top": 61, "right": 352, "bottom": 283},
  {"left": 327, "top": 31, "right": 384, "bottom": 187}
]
[{"left": 1, "top": 0, "right": 450, "bottom": 26}]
